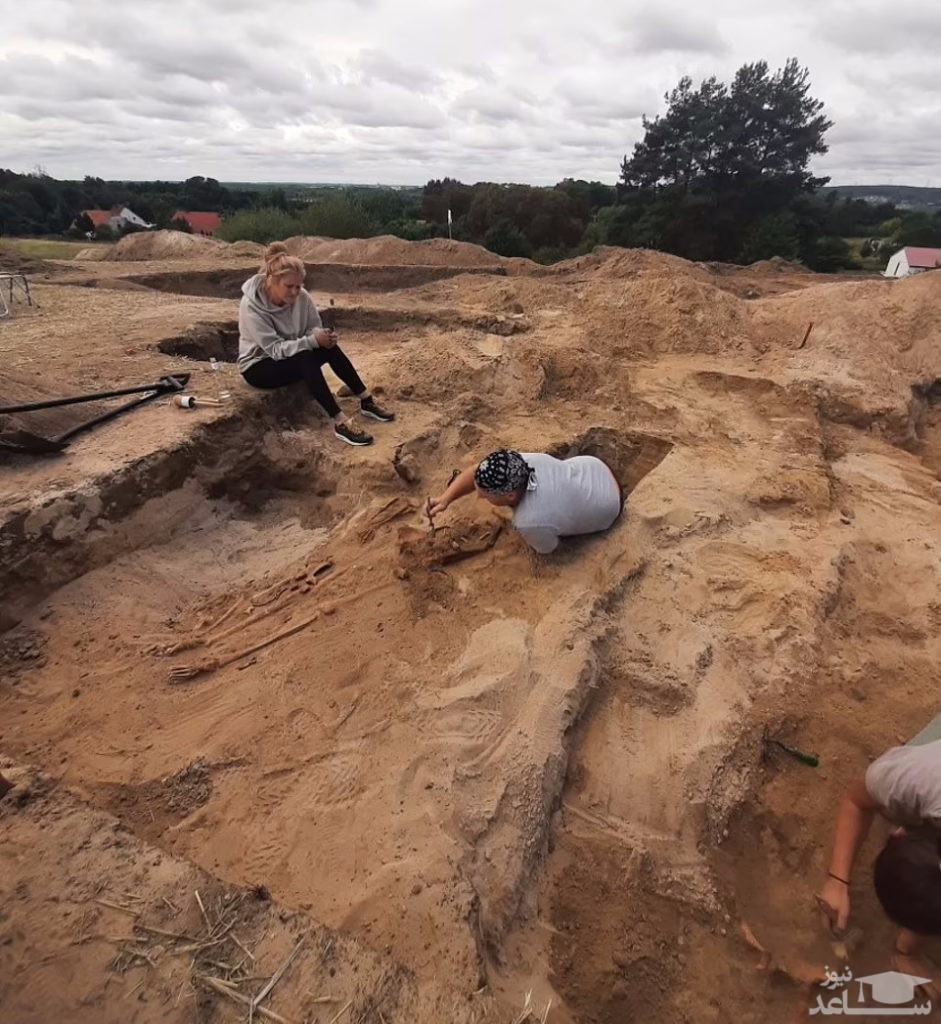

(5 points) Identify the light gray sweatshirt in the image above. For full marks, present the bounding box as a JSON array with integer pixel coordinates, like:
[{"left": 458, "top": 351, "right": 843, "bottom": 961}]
[{"left": 237, "top": 273, "right": 323, "bottom": 372}]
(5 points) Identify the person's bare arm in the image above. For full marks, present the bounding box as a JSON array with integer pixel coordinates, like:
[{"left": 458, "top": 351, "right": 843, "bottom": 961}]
[
  {"left": 817, "top": 776, "right": 880, "bottom": 933},
  {"left": 428, "top": 465, "right": 477, "bottom": 521}
]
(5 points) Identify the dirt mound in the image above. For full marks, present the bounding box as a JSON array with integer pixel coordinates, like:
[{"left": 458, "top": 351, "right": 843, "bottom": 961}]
[
  {"left": 754, "top": 271, "right": 941, "bottom": 373},
  {"left": 548, "top": 244, "right": 714, "bottom": 283},
  {"left": 0, "top": 245, "right": 50, "bottom": 275},
  {"left": 743, "top": 255, "right": 808, "bottom": 275},
  {"left": 284, "top": 233, "right": 518, "bottom": 268},
  {"left": 548, "top": 246, "right": 825, "bottom": 300},
  {"left": 77, "top": 230, "right": 228, "bottom": 262},
  {"left": 576, "top": 270, "right": 752, "bottom": 358},
  {"left": 225, "top": 239, "right": 265, "bottom": 259}
]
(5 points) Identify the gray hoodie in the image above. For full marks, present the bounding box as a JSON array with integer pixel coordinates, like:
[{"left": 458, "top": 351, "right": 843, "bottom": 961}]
[{"left": 237, "top": 273, "right": 323, "bottom": 372}]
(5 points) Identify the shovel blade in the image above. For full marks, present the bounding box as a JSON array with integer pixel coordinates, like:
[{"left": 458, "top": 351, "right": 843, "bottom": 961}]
[{"left": 0, "top": 430, "right": 67, "bottom": 454}]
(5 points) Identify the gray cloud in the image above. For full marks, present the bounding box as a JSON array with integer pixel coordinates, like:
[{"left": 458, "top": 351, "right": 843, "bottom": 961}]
[
  {"left": 554, "top": 73, "right": 655, "bottom": 125},
  {"left": 623, "top": 9, "right": 729, "bottom": 55},
  {"left": 819, "top": 2, "right": 941, "bottom": 53},
  {"left": 353, "top": 49, "right": 441, "bottom": 91},
  {"left": 1, "top": 0, "right": 938, "bottom": 186},
  {"left": 451, "top": 86, "right": 535, "bottom": 125}
]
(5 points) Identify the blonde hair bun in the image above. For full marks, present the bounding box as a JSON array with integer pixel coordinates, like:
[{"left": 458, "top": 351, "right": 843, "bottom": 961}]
[{"left": 260, "top": 240, "right": 305, "bottom": 283}]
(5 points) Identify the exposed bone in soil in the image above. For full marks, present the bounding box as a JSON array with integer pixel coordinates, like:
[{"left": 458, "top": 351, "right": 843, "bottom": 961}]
[{"left": 3, "top": 241, "right": 941, "bottom": 1023}]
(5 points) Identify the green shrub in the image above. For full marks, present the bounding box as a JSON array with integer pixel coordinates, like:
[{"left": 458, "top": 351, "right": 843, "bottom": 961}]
[
  {"left": 737, "top": 213, "right": 801, "bottom": 264},
  {"left": 216, "top": 207, "right": 299, "bottom": 243},
  {"left": 807, "top": 236, "right": 860, "bottom": 273},
  {"left": 531, "top": 246, "right": 569, "bottom": 265},
  {"left": 296, "top": 195, "right": 377, "bottom": 239},
  {"left": 386, "top": 218, "right": 435, "bottom": 241},
  {"left": 483, "top": 218, "right": 532, "bottom": 258}
]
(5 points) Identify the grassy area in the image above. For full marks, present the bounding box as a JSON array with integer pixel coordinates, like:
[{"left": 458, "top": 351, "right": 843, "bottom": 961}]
[
  {"left": 1, "top": 237, "right": 99, "bottom": 260},
  {"left": 845, "top": 236, "right": 885, "bottom": 273}
]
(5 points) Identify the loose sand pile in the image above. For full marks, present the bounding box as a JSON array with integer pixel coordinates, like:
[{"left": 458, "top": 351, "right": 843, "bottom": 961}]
[
  {"left": 550, "top": 243, "right": 715, "bottom": 282},
  {"left": 284, "top": 233, "right": 519, "bottom": 268},
  {"left": 76, "top": 229, "right": 229, "bottom": 262},
  {"left": 224, "top": 239, "right": 265, "bottom": 259},
  {"left": 0, "top": 244, "right": 51, "bottom": 275},
  {"left": 3, "top": 247, "right": 941, "bottom": 1023}
]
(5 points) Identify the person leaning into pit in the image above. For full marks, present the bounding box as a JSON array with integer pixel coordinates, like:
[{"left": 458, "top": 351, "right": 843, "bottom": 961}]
[
  {"left": 427, "top": 448, "right": 622, "bottom": 553},
  {"left": 818, "top": 726, "right": 941, "bottom": 985},
  {"left": 238, "top": 241, "right": 394, "bottom": 447}
]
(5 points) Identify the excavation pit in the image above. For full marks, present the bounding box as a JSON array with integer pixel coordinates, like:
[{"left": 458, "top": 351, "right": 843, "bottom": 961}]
[
  {"left": 154, "top": 311, "right": 527, "bottom": 364},
  {"left": 0, "top": 399, "right": 344, "bottom": 629},
  {"left": 549, "top": 425, "right": 674, "bottom": 495},
  {"left": 0, "top": 405, "right": 672, "bottom": 1015},
  {"left": 126, "top": 262, "right": 506, "bottom": 298},
  {"left": 8, "top": 234, "right": 935, "bottom": 1024},
  {"left": 156, "top": 320, "right": 239, "bottom": 362}
]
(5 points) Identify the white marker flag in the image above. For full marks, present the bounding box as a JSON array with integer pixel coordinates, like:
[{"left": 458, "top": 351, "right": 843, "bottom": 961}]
[{"left": 447, "top": 208, "right": 452, "bottom": 226}]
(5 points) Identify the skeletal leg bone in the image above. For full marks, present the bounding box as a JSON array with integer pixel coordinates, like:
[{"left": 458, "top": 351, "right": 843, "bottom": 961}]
[
  {"left": 167, "top": 580, "right": 391, "bottom": 683},
  {"left": 151, "top": 566, "right": 350, "bottom": 658}
]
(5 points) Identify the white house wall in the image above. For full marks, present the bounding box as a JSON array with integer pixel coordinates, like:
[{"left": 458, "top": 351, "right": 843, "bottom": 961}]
[
  {"left": 120, "top": 208, "right": 152, "bottom": 228},
  {"left": 885, "top": 251, "right": 910, "bottom": 278}
]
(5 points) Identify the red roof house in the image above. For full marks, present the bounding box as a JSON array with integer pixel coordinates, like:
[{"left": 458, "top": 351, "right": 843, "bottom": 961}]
[
  {"left": 885, "top": 246, "right": 941, "bottom": 278},
  {"left": 172, "top": 211, "right": 223, "bottom": 236},
  {"left": 82, "top": 210, "right": 112, "bottom": 227},
  {"left": 79, "top": 206, "right": 152, "bottom": 231},
  {"left": 902, "top": 247, "right": 941, "bottom": 270}
]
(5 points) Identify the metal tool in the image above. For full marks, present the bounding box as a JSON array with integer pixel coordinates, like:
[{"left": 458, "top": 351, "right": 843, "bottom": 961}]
[
  {"left": 0, "top": 374, "right": 190, "bottom": 455},
  {"left": 762, "top": 727, "right": 819, "bottom": 767}
]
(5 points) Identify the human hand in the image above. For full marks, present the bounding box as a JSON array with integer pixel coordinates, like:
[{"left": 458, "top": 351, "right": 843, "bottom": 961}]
[
  {"left": 427, "top": 494, "right": 450, "bottom": 523},
  {"left": 314, "top": 328, "right": 337, "bottom": 348},
  {"left": 816, "top": 876, "right": 851, "bottom": 935}
]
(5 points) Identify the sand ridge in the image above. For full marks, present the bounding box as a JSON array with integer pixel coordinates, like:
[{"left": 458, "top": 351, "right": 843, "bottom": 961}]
[{"left": 2, "top": 235, "right": 941, "bottom": 1022}]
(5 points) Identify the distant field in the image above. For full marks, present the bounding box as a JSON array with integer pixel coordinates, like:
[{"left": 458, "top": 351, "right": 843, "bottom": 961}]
[
  {"left": 1, "top": 237, "right": 97, "bottom": 260},
  {"left": 824, "top": 184, "right": 941, "bottom": 211},
  {"left": 845, "top": 236, "right": 886, "bottom": 272}
]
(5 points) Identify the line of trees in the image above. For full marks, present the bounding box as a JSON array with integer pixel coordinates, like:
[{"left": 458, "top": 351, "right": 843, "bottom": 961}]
[
  {"left": 0, "top": 171, "right": 250, "bottom": 237},
  {"left": 3, "top": 60, "right": 941, "bottom": 270}
]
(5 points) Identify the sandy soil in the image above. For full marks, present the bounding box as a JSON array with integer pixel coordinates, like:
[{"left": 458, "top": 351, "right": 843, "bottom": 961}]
[{"left": 2, "top": 237, "right": 941, "bottom": 1023}]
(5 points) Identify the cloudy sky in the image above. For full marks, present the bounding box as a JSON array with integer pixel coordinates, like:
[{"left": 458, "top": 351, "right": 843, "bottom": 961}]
[{"left": 2, "top": 0, "right": 939, "bottom": 186}]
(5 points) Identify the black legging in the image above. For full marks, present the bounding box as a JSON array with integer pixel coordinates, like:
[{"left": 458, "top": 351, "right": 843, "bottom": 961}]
[{"left": 241, "top": 348, "right": 367, "bottom": 419}]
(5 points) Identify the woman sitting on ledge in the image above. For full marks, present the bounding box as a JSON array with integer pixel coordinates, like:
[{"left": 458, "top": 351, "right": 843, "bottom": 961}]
[{"left": 238, "top": 241, "right": 394, "bottom": 447}]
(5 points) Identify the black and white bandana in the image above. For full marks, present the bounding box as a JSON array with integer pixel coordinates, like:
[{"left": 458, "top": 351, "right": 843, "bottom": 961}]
[{"left": 474, "top": 449, "right": 533, "bottom": 494}]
